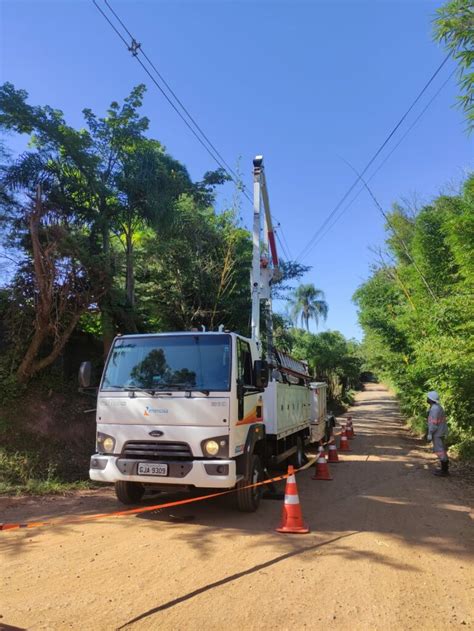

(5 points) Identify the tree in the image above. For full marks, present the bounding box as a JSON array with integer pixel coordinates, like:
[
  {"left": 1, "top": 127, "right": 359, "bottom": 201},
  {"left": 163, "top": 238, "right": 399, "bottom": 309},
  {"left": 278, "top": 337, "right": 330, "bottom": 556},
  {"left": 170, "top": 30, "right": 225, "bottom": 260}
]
[
  {"left": 0, "top": 82, "right": 227, "bottom": 358},
  {"left": 354, "top": 174, "right": 474, "bottom": 458},
  {"left": 135, "top": 198, "right": 253, "bottom": 334},
  {"left": 15, "top": 187, "right": 104, "bottom": 382},
  {"left": 0, "top": 160, "right": 105, "bottom": 381},
  {"left": 289, "top": 283, "right": 328, "bottom": 331},
  {"left": 434, "top": 0, "right": 474, "bottom": 132},
  {"left": 274, "top": 323, "right": 362, "bottom": 401},
  {"left": 0, "top": 81, "right": 118, "bottom": 354},
  {"left": 0, "top": 82, "right": 311, "bottom": 387}
]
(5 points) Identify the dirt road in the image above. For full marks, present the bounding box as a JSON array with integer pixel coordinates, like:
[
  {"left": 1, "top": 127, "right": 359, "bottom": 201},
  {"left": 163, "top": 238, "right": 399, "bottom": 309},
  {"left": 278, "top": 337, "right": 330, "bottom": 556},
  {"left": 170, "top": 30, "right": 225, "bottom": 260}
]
[{"left": 1, "top": 384, "right": 473, "bottom": 631}]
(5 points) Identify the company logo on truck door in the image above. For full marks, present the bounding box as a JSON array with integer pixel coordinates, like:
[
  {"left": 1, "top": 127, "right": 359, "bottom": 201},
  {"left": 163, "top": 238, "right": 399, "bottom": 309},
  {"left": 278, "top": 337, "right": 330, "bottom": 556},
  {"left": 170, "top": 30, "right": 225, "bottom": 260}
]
[{"left": 144, "top": 406, "right": 169, "bottom": 416}]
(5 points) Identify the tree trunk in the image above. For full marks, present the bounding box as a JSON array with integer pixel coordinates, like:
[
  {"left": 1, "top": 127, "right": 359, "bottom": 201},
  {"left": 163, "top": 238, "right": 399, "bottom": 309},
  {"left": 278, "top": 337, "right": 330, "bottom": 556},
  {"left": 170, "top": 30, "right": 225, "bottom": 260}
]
[
  {"left": 17, "top": 313, "right": 83, "bottom": 383},
  {"left": 16, "top": 186, "right": 91, "bottom": 382},
  {"left": 16, "top": 188, "right": 52, "bottom": 382},
  {"left": 17, "top": 327, "right": 48, "bottom": 383},
  {"left": 125, "top": 229, "right": 135, "bottom": 308},
  {"left": 100, "top": 218, "right": 115, "bottom": 357}
]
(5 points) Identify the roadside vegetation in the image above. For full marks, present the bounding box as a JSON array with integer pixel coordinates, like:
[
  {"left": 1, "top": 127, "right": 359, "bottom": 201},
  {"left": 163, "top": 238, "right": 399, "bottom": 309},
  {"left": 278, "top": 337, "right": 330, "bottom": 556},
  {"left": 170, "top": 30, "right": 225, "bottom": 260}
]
[
  {"left": 352, "top": 2, "right": 474, "bottom": 460},
  {"left": 274, "top": 312, "right": 362, "bottom": 410},
  {"left": 353, "top": 175, "right": 474, "bottom": 459},
  {"left": 0, "top": 83, "right": 359, "bottom": 493}
]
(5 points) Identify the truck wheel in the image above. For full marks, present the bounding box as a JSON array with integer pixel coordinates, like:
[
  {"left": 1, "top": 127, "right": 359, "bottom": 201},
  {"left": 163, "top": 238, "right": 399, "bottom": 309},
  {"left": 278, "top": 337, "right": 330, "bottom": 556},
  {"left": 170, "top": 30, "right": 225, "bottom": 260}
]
[
  {"left": 115, "top": 481, "right": 145, "bottom": 505},
  {"left": 236, "top": 454, "right": 263, "bottom": 512},
  {"left": 290, "top": 435, "right": 306, "bottom": 469}
]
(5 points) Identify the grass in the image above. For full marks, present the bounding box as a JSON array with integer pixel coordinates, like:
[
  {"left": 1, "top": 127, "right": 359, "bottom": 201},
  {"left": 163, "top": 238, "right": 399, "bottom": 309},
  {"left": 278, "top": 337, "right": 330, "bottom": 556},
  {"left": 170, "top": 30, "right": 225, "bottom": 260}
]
[
  {"left": 0, "top": 447, "right": 95, "bottom": 496},
  {"left": 0, "top": 478, "right": 94, "bottom": 496}
]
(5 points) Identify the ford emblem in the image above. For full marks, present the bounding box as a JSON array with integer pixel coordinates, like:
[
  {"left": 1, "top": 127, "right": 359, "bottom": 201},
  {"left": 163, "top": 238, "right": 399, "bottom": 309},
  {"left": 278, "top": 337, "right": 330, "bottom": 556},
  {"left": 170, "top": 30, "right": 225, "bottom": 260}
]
[{"left": 149, "top": 430, "right": 164, "bottom": 437}]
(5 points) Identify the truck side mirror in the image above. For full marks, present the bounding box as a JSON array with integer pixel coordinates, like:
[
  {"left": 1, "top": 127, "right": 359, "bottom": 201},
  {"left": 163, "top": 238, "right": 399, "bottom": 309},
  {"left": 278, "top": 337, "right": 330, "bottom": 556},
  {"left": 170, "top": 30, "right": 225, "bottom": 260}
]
[
  {"left": 254, "top": 360, "right": 269, "bottom": 389},
  {"left": 79, "top": 361, "right": 92, "bottom": 388}
]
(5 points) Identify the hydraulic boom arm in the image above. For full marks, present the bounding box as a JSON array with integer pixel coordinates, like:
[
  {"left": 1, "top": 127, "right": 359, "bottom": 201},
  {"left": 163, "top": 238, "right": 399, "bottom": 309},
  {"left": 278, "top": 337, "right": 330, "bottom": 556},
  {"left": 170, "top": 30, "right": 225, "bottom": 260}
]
[{"left": 251, "top": 155, "right": 280, "bottom": 351}]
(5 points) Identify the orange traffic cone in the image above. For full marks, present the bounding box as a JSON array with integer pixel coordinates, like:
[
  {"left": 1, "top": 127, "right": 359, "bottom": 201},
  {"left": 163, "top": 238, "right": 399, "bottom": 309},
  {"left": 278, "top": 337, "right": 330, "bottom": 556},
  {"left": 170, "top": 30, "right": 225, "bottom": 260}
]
[
  {"left": 339, "top": 425, "right": 352, "bottom": 452},
  {"left": 312, "top": 453, "right": 333, "bottom": 480},
  {"left": 346, "top": 417, "right": 355, "bottom": 439},
  {"left": 327, "top": 442, "right": 340, "bottom": 463},
  {"left": 317, "top": 445, "right": 327, "bottom": 460},
  {"left": 275, "top": 465, "right": 310, "bottom": 534}
]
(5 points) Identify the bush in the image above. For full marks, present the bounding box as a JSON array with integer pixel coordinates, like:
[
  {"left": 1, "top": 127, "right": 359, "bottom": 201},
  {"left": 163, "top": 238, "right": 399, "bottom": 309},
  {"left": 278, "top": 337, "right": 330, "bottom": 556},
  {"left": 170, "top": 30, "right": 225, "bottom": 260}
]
[{"left": 354, "top": 176, "right": 474, "bottom": 461}]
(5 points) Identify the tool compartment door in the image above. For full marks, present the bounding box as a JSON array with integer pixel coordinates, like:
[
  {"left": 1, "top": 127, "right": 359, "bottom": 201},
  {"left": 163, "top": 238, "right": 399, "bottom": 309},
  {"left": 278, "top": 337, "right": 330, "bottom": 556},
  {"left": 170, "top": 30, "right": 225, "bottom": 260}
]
[{"left": 263, "top": 381, "right": 311, "bottom": 437}]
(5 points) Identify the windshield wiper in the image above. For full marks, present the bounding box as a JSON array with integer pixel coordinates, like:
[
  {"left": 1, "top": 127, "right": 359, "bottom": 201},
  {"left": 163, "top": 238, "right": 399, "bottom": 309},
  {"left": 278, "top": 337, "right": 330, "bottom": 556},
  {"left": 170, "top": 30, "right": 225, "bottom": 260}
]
[
  {"left": 160, "top": 382, "right": 210, "bottom": 396},
  {"left": 155, "top": 383, "right": 211, "bottom": 397},
  {"left": 106, "top": 384, "right": 210, "bottom": 397},
  {"left": 155, "top": 383, "right": 192, "bottom": 391},
  {"left": 106, "top": 385, "right": 171, "bottom": 397},
  {"left": 185, "top": 389, "right": 210, "bottom": 397}
]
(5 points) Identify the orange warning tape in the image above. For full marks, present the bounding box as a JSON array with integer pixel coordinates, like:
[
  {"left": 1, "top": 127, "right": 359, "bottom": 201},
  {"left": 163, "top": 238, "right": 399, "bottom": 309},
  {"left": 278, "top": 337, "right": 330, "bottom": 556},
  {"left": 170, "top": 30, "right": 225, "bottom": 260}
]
[{"left": 0, "top": 464, "right": 314, "bottom": 533}]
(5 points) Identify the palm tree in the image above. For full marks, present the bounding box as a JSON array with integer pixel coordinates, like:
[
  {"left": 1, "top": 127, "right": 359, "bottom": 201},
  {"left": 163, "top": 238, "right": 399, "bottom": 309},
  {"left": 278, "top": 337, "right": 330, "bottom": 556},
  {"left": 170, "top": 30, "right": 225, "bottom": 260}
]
[{"left": 289, "top": 283, "right": 328, "bottom": 331}]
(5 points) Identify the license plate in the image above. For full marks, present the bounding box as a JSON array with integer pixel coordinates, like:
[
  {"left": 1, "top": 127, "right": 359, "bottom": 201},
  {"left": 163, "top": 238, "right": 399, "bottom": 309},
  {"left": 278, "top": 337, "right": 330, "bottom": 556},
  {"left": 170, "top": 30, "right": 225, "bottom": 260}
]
[{"left": 137, "top": 462, "right": 168, "bottom": 476}]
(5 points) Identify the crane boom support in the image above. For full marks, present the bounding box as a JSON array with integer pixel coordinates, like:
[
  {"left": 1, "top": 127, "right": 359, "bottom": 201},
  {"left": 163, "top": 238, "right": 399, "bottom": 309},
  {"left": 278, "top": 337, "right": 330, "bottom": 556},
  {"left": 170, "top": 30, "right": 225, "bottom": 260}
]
[{"left": 251, "top": 155, "right": 280, "bottom": 350}]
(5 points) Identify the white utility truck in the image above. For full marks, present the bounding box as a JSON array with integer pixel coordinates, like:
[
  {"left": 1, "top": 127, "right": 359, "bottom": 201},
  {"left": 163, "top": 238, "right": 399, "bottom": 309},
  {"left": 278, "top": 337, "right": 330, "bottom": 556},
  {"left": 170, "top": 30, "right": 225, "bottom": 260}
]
[{"left": 80, "top": 156, "right": 332, "bottom": 511}]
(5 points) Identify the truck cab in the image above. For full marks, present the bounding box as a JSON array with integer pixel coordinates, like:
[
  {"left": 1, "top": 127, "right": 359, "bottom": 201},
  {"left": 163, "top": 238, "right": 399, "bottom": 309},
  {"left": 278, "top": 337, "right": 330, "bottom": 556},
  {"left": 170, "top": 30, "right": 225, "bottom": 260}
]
[{"left": 88, "top": 331, "right": 268, "bottom": 509}]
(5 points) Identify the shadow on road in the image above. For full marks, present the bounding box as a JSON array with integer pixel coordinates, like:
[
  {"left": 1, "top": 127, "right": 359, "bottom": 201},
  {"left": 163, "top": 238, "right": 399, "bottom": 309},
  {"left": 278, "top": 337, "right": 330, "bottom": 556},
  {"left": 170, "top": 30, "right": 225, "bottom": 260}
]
[
  {"left": 2, "top": 384, "right": 472, "bottom": 583},
  {"left": 117, "top": 532, "right": 359, "bottom": 629}
]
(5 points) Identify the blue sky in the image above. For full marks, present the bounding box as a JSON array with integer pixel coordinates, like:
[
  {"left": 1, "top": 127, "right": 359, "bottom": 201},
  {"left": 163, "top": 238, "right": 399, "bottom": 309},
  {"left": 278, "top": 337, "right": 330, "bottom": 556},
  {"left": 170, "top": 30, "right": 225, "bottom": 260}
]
[{"left": 1, "top": 0, "right": 471, "bottom": 340}]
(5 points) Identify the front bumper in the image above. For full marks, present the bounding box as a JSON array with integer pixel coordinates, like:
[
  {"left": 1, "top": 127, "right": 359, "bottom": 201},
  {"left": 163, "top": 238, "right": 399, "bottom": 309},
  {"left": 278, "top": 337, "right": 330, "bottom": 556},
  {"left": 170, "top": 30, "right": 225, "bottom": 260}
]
[{"left": 89, "top": 455, "right": 237, "bottom": 488}]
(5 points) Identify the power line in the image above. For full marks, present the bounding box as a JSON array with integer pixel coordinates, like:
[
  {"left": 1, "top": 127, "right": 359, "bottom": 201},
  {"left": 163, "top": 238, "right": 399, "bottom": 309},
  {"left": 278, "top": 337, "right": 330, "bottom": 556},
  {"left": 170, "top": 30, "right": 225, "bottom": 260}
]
[
  {"left": 277, "top": 222, "right": 294, "bottom": 261},
  {"left": 342, "top": 159, "right": 438, "bottom": 300},
  {"left": 275, "top": 231, "right": 290, "bottom": 262},
  {"left": 92, "top": 0, "right": 295, "bottom": 259},
  {"left": 271, "top": 213, "right": 294, "bottom": 260},
  {"left": 295, "top": 52, "right": 452, "bottom": 263},
  {"left": 92, "top": 0, "right": 246, "bottom": 196},
  {"left": 102, "top": 0, "right": 244, "bottom": 186},
  {"left": 299, "top": 67, "right": 457, "bottom": 256},
  {"left": 92, "top": 0, "right": 129, "bottom": 47},
  {"left": 278, "top": 228, "right": 294, "bottom": 261}
]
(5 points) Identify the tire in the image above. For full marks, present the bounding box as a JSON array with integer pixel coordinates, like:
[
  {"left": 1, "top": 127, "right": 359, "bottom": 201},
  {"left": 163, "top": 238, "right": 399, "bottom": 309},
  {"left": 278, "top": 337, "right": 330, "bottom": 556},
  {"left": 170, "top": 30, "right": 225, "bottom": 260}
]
[
  {"left": 115, "top": 480, "right": 145, "bottom": 505},
  {"left": 236, "top": 454, "right": 263, "bottom": 512},
  {"left": 290, "top": 435, "right": 307, "bottom": 468}
]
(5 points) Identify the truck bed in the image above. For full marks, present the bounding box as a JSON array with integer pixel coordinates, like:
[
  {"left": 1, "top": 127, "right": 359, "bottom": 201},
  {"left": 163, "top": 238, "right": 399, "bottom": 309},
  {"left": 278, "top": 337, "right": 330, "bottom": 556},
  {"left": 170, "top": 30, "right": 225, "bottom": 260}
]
[{"left": 262, "top": 381, "right": 312, "bottom": 438}]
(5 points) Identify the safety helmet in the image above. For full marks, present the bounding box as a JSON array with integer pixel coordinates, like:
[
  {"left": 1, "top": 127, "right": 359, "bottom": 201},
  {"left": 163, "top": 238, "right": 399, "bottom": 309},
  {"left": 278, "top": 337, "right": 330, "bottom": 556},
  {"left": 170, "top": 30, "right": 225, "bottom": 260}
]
[{"left": 427, "top": 390, "right": 440, "bottom": 403}]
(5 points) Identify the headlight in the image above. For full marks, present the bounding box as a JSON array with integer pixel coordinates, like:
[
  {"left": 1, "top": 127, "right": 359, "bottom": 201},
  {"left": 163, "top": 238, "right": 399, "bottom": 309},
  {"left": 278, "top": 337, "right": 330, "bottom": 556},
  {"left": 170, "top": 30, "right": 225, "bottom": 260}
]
[
  {"left": 204, "top": 440, "right": 219, "bottom": 456},
  {"left": 201, "top": 436, "right": 229, "bottom": 458},
  {"left": 103, "top": 437, "right": 114, "bottom": 452},
  {"left": 97, "top": 432, "right": 116, "bottom": 454}
]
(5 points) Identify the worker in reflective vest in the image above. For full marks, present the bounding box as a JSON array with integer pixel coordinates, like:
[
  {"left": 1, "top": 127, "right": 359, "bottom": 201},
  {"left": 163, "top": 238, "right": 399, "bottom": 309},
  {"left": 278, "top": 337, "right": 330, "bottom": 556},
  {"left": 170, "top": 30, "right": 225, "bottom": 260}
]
[{"left": 426, "top": 391, "right": 449, "bottom": 476}]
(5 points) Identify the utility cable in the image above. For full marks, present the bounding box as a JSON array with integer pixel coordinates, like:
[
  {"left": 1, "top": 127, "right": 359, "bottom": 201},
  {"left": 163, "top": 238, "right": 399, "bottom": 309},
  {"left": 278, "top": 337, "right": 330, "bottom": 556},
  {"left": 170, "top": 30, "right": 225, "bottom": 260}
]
[
  {"left": 301, "top": 67, "right": 457, "bottom": 256},
  {"left": 275, "top": 231, "right": 290, "bottom": 262},
  {"left": 93, "top": 0, "right": 295, "bottom": 257},
  {"left": 295, "top": 52, "right": 452, "bottom": 263},
  {"left": 92, "top": 0, "right": 245, "bottom": 195},
  {"left": 102, "top": 0, "right": 243, "bottom": 185},
  {"left": 342, "top": 158, "right": 438, "bottom": 300},
  {"left": 275, "top": 219, "right": 294, "bottom": 261},
  {"left": 271, "top": 213, "right": 293, "bottom": 260}
]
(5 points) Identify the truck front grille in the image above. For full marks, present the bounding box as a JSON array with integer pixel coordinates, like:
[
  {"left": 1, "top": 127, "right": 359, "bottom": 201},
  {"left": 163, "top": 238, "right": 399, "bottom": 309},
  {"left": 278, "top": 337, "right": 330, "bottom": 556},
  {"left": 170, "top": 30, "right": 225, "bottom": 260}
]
[{"left": 122, "top": 441, "right": 193, "bottom": 461}]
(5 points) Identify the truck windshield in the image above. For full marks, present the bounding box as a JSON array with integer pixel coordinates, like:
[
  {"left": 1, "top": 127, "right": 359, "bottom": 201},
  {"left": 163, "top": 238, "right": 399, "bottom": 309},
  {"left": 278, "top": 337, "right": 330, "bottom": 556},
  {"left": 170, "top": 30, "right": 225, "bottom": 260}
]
[{"left": 101, "top": 335, "right": 231, "bottom": 392}]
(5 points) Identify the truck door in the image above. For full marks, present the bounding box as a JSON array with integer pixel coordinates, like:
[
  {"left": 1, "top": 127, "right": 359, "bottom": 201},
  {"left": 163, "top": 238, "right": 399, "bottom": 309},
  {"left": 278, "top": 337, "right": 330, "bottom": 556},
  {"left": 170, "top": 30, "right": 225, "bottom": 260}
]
[{"left": 236, "top": 338, "right": 261, "bottom": 424}]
